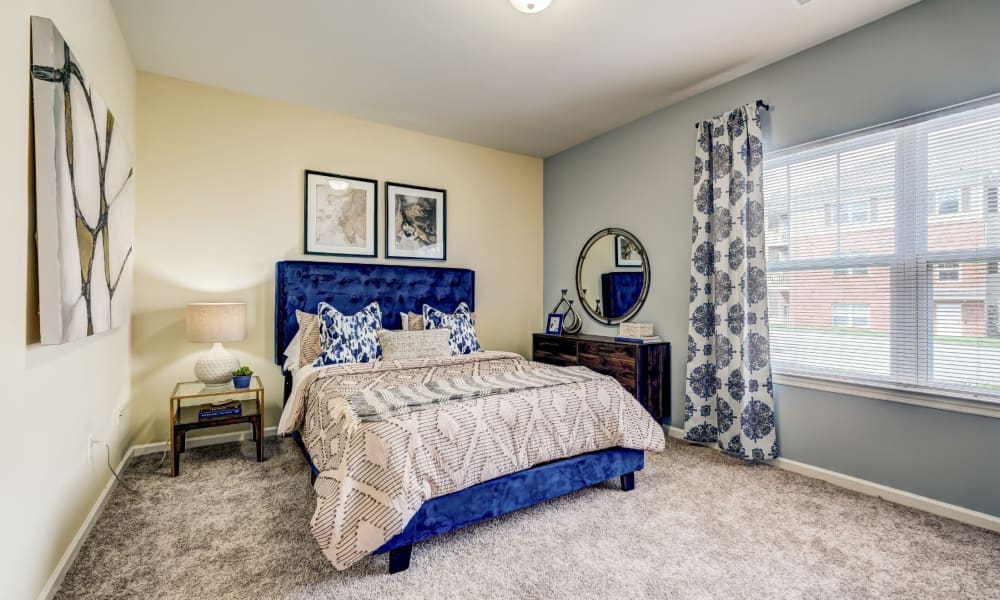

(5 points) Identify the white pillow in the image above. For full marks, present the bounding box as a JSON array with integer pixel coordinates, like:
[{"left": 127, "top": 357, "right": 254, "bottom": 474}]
[{"left": 282, "top": 331, "right": 301, "bottom": 372}]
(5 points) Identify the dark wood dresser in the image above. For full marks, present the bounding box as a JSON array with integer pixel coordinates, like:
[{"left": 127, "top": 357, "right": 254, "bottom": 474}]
[{"left": 532, "top": 333, "right": 669, "bottom": 423}]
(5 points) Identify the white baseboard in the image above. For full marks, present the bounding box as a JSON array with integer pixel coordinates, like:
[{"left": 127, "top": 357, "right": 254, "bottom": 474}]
[
  {"left": 38, "top": 445, "right": 135, "bottom": 600},
  {"left": 39, "top": 427, "right": 278, "bottom": 599},
  {"left": 665, "top": 426, "right": 999, "bottom": 533}
]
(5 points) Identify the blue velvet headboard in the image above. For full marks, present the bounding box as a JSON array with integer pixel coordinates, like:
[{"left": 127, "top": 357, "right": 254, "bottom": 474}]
[
  {"left": 601, "top": 271, "right": 644, "bottom": 319},
  {"left": 274, "top": 261, "right": 475, "bottom": 365}
]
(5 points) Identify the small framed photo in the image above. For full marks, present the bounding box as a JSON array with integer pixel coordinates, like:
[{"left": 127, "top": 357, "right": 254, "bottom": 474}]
[
  {"left": 304, "top": 170, "right": 378, "bottom": 257},
  {"left": 545, "top": 313, "right": 564, "bottom": 335},
  {"left": 386, "top": 182, "right": 446, "bottom": 261},
  {"left": 615, "top": 235, "right": 643, "bottom": 267}
]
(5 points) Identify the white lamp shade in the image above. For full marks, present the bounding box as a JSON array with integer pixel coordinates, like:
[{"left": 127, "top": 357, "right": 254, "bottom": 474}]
[{"left": 186, "top": 303, "right": 247, "bottom": 343}]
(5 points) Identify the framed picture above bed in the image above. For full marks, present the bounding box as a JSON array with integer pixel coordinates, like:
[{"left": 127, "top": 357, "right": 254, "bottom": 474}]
[
  {"left": 304, "top": 170, "right": 378, "bottom": 257},
  {"left": 385, "top": 182, "right": 446, "bottom": 261}
]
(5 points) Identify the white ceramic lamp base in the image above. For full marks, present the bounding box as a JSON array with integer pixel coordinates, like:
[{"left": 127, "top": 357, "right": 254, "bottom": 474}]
[{"left": 194, "top": 342, "right": 240, "bottom": 386}]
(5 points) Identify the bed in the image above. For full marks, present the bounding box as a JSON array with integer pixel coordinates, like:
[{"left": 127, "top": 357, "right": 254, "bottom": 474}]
[{"left": 274, "top": 260, "right": 665, "bottom": 573}]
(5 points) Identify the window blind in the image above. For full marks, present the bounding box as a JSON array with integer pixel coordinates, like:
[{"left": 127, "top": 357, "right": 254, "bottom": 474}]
[{"left": 763, "top": 99, "right": 1000, "bottom": 402}]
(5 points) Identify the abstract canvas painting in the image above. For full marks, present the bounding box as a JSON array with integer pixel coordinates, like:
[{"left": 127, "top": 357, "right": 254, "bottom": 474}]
[
  {"left": 31, "top": 16, "right": 134, "bottom": 344},
  {"left": 303, "top": 170, "right": 378, "bottom": 257},
  {"left": 385, "top": 182, "right": 446, "bottom": 261}
]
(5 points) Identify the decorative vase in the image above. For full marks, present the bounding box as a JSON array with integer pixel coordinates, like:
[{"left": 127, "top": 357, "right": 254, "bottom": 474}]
[
  {"left": 232, "top": 375, "right": 252, "bottom": 389},
  {"left": 549, "top": 289, "right": 582, "bottom": 334}
]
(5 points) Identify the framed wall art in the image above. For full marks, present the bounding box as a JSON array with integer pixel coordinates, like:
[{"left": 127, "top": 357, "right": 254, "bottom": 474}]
[
  {"left": 385, "top": 182, "right": 446, "bottom": 261},
  {"left": 31, "top": 17, "right": 135, "bottom": 344},
  {"left": 615, "top": 234, "right": 643, "bottom": 267},
  {"left": 304, "top": 170, "right": 378, "bottom": 257}
]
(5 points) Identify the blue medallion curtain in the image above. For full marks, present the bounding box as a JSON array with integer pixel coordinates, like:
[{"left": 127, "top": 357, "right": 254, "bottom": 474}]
[{"left": 684, "top": 102, "right": 778, "bottom": 461}]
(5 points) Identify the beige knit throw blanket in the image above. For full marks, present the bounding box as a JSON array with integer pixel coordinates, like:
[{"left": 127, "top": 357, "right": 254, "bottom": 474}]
[{"left": 345, "top": 366, "right": 605, "bottom": 426}]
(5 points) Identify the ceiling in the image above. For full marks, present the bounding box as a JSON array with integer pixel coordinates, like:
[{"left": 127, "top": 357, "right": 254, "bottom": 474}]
[{"left": 111, "top": 0, "right": 919, "bottom": 157}]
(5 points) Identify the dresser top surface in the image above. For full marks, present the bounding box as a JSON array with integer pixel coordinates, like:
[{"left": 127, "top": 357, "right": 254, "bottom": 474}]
[{"left": 533, "top": 332, "right": 668, "bottom": 346}]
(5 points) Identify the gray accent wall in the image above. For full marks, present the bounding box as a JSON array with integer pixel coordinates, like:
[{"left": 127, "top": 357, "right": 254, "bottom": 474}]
[{"left": 544, "top": 0, "right": 1000, "bottom": 516}]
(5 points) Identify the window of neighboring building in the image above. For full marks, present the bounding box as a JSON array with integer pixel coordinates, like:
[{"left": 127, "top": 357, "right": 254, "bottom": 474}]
[
  {"left": 768, "top": 247, "right": 789, "bottom": 262},
  {"left": 986, "top": 184, "right": 999, "bottom": 213},
  {"left": 831, "top": 304, "right": 871, "bottom": 328},
  {"left": 764, "top": 98, "right": 1000, "bottom": 403},
  {"left": 937, "top": 263, "right": 961, "bottom": 281},
  {"left": 935, "top": 189, "right": 961, "bottom": 215},
  {"left": 988, "top": 304, "right": 1000, "bottom": 338}
]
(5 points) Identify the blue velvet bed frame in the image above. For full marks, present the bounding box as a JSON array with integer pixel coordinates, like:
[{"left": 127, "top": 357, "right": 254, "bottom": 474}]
[{"left": 275, "top": 260, "right": 644, "bottom": 573}]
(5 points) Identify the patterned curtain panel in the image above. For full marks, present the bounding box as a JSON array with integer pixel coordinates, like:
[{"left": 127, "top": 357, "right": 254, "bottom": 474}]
[{"left": 684, "top": 103, "right": 778, "bottom": 461}]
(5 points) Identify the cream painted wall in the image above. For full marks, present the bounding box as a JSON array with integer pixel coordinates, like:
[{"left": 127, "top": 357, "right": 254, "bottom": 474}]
[
  {"left": 131, "top": 72, "right": 544, "bottom": 445},
  {"left": 0, "top": 1, "right": 135, "bottom": 598}
]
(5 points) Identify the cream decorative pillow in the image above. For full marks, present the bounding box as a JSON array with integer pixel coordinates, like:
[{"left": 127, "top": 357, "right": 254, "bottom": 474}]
[
  {"left": 401, "top": 312, "right": 425, "bottom": 331},
  {"left": 296, "top": 310, "right": 322, "bottom": 367},
  {"left": 402, "top": 311, "right": 474, "bottom": 331},
  {"left": 378, "top": 329, "right": 452, "bottom": 361}
]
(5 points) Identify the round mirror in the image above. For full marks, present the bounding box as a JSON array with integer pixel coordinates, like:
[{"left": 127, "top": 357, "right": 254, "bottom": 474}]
[{"left": 575, "top": 228, "right": 650, "bottom": 325}]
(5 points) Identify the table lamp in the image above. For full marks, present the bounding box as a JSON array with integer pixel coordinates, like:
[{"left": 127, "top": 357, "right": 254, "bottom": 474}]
[{"left": 186, "top": 302, "right": 247, "bottom": 386}]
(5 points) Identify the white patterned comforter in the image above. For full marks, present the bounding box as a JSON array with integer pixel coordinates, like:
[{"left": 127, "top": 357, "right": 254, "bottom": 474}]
[{"left": 278, "top": 351, "right": 666, "bottom": 570}]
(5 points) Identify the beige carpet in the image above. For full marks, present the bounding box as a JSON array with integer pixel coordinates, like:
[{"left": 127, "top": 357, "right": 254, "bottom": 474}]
[{"left": 55, "top": 436, "right": 999, "bottom": 599}]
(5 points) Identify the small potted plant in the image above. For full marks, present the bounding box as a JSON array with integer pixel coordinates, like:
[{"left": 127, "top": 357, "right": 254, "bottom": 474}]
[{"left": 232, "top": 365, "right": 254, "bottom": 389}]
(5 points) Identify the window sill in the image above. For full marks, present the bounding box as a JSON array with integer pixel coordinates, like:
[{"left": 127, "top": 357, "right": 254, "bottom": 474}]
[{"left": 772, "top": 372, "right": 1000, "bottom": 419}]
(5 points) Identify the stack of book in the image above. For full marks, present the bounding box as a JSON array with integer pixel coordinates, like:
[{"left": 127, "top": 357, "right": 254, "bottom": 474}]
[
  {"left": 615, "top": 322, "right": 661, "bottom": 344},
  {"left": 198, "top": 400, "right": 242, "bottom": 420}
]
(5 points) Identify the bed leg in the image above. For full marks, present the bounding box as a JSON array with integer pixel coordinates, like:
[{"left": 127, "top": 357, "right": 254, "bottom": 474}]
[
  {"left": 620, "top": 472, "right": 635, "bottom": 491},
  {"left": 389, "top": 545, "right": 413, "bottom": 574}
]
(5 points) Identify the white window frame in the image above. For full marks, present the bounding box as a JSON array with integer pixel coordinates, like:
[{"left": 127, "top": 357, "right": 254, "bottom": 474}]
[{"left": 764, "top": 94, "right": 1000, "bottom": 419}]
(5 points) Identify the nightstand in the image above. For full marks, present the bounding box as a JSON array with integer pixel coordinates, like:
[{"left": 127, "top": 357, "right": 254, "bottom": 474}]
[{"left": 169, "top": 376, "right": 264, "bottom": 476}]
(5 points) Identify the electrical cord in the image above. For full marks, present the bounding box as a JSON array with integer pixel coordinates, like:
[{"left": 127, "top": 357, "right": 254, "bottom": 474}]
[{"left": 93, "top": 440, "right": 137, "bottom": 494}]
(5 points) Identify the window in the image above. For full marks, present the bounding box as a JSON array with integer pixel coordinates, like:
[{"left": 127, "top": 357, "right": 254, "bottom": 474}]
[
  {"left": 937, "top": 263, "right": 960, "bottom": 281},
  {"left": 832, "top": 266, "right": 870, "bottom": 276},
  {"left": 831, "top": 304, "right": 871, "bottom": 328},
  {"left": 988, "top": 304, "right": 1000, "bottom": 338},
  {"left": 986, "top": 182, "right": 999, "bottom": 213},
  {"left": 824, "top": 198, "right": 879, "bottom": 225},
  {"left": 768, "top": 247, "right": 789, "bottom": 262},
  {"left": 935, "top": 189, "right": 960, "bottom": 215},
  {"left": 832, "top": 252, "right": 871, "bottom": 276},
  {"left": 764, "top": 98, "right": 1000, "bottom": 402}
]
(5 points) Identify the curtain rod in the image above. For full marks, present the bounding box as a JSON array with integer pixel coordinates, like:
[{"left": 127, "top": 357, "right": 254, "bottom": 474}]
[{"left": 695, "top": 100, "right": 770, "bottom": 129}]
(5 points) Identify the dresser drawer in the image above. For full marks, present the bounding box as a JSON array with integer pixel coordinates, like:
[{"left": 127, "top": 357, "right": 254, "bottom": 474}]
[
  {"left": 579, "top": 341, "right": 636, "bottom": 361},
  {"left": 533, "top": 351, "right": 577, "bottom": 367},
  {"left": 578, "top": 352, "right": 637, "bottom": 379},
  {"left": 533, "top": 336, "right": 578, "bottom": 363}
]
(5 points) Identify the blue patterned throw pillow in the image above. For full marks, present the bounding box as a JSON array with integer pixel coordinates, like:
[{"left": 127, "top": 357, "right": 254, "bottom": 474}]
[
  {"left": 422, "top": 302, "right": 481, "bottom": 355},
  {"left": 313, "top": 301, "right": 382, "bottom": 366}
]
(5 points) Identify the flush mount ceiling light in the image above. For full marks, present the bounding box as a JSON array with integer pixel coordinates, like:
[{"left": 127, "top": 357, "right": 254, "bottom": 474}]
[{"left": 510, "top": 0, "right": 551, "bottom": 14}]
